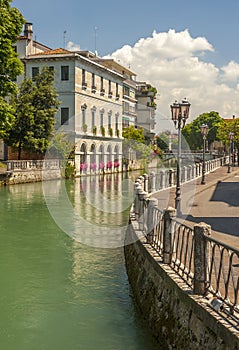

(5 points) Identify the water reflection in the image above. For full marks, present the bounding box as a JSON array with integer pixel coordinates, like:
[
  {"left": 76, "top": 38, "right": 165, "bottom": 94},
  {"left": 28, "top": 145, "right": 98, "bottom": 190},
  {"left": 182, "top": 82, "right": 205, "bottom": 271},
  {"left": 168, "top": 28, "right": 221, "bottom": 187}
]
[
  {"left": 42, "top": 172, "right": 141, "bottom": 248},
  {"left": 0, "top": 173, "right": 157, "bottom": 350}
]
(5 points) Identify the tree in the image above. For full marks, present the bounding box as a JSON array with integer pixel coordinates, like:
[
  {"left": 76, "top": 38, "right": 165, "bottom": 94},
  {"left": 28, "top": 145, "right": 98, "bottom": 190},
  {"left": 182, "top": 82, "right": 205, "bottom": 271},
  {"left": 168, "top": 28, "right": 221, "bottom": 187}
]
[
  {"left": 182, "top": 111, "right": 223, "bottom": 150},
  {"left": 217, "top": 117, "right": 239, "bottom": 164},
  {"left": 156, "top": 132, "right": 170, "bottom": 151},
  {"left": 122, "top": 126, "right": 156, "bottom": 169},
  {"left": 122, "top": 125, "right": 145, "bottom": 143},
  {"left": 5, "top": 67, "right": 59, "bottom": 159},
  {"left": 0, "top": 0, "right": 25, "bottom": 138}
]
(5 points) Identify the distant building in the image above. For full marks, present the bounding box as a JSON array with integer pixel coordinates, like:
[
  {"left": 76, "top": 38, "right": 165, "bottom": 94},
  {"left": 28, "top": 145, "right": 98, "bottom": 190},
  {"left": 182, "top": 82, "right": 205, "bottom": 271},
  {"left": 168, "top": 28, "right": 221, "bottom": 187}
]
[{"left": 135, "top": 82, "right": 157, "bottom": 144}]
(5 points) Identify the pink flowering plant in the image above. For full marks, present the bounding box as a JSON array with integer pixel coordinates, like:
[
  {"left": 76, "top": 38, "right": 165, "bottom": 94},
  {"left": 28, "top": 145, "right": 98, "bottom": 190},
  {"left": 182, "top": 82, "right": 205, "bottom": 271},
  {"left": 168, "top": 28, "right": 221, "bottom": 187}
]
[
  {"left": 99, "top": 162, "right": 104, "bottom": 170},
  {"left": 80, "top": 163, "right": 88, "bottom": 171},
  {"left": 106, "top": 161, "right": 112, "bottom": 169},
  {"left": 90, "top": 163, "right": 97, "bottom": 170}
]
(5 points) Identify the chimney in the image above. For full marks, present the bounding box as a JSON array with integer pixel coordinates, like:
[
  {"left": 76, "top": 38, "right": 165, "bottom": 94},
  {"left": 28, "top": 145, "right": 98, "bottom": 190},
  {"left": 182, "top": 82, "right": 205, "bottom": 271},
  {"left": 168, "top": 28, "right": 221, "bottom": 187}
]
[{"left": 24, "top": 23, "right": 33, "bottom": 40}]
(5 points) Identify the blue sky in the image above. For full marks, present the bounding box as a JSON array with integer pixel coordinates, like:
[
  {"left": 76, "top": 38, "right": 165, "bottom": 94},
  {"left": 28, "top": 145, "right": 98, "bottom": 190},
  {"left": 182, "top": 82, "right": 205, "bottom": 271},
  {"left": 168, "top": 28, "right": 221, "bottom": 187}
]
[{"left": 11, "top": 0, "right": 239, "bottom": 131}]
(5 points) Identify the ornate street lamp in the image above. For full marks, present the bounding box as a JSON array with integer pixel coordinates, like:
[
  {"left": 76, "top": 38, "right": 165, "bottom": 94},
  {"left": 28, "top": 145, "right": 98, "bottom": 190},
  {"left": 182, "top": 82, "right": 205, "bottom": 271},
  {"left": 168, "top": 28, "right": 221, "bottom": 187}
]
[
  {"left": 228, "top": 132, "right": 234, "bottom": 173},
  {"left": 170, "top": 98, "right": 191, "bottom": 215},
  {"left": 201, "top": 124, "right": 209, "bottom": 185}
]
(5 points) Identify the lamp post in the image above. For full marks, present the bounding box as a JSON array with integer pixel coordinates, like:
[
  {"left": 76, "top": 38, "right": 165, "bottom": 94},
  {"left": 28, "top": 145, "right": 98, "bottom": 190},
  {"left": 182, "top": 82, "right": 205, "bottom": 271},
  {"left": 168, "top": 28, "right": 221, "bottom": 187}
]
[
  {"left": 170, "top": 98, "right": 191, "bottom": 215},
  {"left": 201, "top": 124, "right": 209, "bottom": 185},
  {"left": 227, "top": 132, "right": 234, "bottom": 173}
]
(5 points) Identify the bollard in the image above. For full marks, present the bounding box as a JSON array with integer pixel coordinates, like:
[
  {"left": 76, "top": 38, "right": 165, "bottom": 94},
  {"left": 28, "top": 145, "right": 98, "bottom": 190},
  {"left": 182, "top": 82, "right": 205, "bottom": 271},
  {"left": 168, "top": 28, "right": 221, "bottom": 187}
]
[
  {"left": 163, "top": 207, "right": 176, "bottom": 264},
  {"left": 194, "top": 222, "right": 211, "bottom": 295},
  {"left": 146, "top": 198, "right": 158, "bottom": 244}
]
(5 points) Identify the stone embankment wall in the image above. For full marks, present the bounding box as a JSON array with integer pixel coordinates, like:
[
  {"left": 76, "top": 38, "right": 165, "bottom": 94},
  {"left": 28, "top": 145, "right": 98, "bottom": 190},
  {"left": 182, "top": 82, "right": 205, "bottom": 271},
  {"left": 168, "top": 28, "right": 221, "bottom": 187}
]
[
  {"left": 6, "top": 169, "right": 61, "bottom": 185},
  {"left": 124, "top": 222, "right": 239, "bottom": 350},
  {"left": 0, "top": 160, "right": 62, "bottom": 185}
]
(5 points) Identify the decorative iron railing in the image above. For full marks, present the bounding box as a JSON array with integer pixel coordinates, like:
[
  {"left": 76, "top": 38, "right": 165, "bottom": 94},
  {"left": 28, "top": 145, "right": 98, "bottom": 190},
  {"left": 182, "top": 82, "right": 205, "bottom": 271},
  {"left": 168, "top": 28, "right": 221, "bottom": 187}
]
[{"left": 132, "top": 172, "right": 239, "bottom": 321}]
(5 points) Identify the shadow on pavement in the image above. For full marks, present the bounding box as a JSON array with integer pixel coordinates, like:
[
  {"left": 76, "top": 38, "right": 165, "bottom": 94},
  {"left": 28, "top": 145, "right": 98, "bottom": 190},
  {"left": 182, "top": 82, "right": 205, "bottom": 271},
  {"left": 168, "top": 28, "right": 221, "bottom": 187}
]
[
  {"left": 185, "top": 214, "right": 239, "bottom": 237},
  {"left": 210, "top": 181, "right": 239, "bottom": 207}
]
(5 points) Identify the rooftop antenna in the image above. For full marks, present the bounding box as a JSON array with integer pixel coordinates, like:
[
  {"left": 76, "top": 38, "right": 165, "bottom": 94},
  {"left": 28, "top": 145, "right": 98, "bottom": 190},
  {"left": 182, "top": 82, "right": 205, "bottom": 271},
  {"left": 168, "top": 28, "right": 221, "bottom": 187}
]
[
  {"left": 63, "top": 30, "right": 67, "bottom": 49},
  {"left": 94, "top": 26, "right": 98, "bottom": 55}
]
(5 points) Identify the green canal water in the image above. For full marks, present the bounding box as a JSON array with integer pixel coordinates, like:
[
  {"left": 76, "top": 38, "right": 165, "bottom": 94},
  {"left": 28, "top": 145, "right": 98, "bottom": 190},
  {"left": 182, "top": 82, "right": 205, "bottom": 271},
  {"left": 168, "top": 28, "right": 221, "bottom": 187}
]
[{"left": 0, "top": 173, "right": 157, "bottom": 350}]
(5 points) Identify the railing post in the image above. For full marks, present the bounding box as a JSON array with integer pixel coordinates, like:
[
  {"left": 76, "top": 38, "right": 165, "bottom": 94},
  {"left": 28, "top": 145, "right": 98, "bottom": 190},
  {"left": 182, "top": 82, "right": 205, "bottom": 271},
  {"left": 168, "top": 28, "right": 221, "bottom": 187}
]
[
  {"left": 138, "top": 188, "right": 148, "bottom": 231},
  {"left": 150, "top": 171, "right": 156, "bottom": 192},
  {"left": 143, "top": 173, "right": 149, "bottom": 193},
  {"left": 146, "top": 198, "right": 158, "bottom": 244},
  {"left": 163, "top": 207, "right": 176, "bottom": 264},
  {"left": 134, "top": 182, "right": 141, "bottom": 220},
  {"left": 194, "top": 222, "right": 211, "bottom": 295}
]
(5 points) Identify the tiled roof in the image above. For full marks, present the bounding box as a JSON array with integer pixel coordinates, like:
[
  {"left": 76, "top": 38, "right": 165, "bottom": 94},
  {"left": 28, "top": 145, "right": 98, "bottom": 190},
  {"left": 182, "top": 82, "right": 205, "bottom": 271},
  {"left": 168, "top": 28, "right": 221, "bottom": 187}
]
[{"left": 30, "top": 48, "right": 71, "bottom": 56}]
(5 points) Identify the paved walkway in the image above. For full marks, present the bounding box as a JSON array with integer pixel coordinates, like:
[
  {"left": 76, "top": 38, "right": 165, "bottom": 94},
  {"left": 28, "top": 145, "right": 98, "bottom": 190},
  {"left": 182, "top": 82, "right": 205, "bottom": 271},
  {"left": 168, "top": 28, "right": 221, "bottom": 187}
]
[{"left": 153, "top": 165, "right": 239, "bottom": 249}]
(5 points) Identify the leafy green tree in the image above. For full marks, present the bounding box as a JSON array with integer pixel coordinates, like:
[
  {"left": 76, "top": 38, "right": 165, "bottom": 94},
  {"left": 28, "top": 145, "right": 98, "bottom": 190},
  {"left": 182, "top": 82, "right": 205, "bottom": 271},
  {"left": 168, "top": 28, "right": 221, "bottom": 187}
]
[
  {"left": 122, "top": 125, "right": 145, "bottom": 143},
  {"left": 182, "top": 111, "right": 223, "bottom": 150},
  {"left": 217, "top": 117, "right": 239, "bottom": 163},
  {"left": 5, "top": 67, "right": 59, "bottom": 159},
  {"left": 48, "top": 132, "right": 75, "bottom": 159},
  {"left": 156, "top": 132, "right": 170, "bottom": 151},
  {"left": 0, "top": 0, "right": 25, "bottom": 137}
]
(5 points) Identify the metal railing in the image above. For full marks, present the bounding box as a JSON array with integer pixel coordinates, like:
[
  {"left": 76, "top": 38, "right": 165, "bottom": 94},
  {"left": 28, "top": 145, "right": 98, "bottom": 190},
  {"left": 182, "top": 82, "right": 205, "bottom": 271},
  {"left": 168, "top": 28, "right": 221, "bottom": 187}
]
[
  {"left": 149, "top": 156, "right": 228, "bottom": 192},
  {"left": 132, "top": 174, "right": 239, "bottom": 321}
]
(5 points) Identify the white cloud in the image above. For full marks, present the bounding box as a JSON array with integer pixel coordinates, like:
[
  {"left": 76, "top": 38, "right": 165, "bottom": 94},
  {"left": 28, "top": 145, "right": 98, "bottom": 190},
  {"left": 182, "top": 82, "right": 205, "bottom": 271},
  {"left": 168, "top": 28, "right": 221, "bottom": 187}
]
[
  {"left": 221, "top": 61, "right": 239, "bottom": 82},
  {"left": 104, "top": 29, "right": 239, "bottom": 132},
  {"left": 66, "top": 41, "right": 81, "bottom": 51}
]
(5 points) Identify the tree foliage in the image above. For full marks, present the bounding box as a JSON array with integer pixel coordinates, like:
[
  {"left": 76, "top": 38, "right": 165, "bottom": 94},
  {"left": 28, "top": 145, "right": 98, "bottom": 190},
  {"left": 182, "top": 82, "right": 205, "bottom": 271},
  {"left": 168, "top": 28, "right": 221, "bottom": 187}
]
[
  {"left": 217, "top": 117, "right": 239, "bottom": 151},
  {"left": 122, "top": 125, "right": 145, "bottom": 143},
  {"left": 156, "top": 132, "right": 170, "bottom": 151},
  {"left": 0, "top": 0, "right": 25, "bottom": 137},
  {"left": 48, "top": 132, "right": 75, "bottom": 159},
  {"left": 5, "top": 67, "right": 59, "bottom": 159},
  {"left": 182, "top": 111, "right": 223, "bottom": 150}
]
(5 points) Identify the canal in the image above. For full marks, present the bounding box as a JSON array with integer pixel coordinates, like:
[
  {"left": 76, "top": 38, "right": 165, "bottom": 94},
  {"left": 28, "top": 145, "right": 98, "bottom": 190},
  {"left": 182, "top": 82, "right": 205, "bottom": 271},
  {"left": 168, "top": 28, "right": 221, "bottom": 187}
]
[{"left": 0, "top": 172, "right": 157, "bottom": 350}]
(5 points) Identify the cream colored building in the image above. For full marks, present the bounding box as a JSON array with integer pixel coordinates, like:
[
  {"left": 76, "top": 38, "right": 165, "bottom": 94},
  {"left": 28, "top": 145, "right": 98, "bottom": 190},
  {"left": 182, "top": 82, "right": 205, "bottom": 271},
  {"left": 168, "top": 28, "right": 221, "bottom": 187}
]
[
  {"left": 15, "top": 23, "right": 124, "bottom": 175},
  {"left": 10, "top": 22, "right": 158, "bottom": 173}
]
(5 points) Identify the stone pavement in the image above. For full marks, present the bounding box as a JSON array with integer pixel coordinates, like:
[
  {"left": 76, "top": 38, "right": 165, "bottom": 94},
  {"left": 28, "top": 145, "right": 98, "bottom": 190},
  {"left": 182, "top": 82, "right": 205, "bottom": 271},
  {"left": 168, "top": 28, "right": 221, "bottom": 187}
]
[{"left": 153, "top": 165, "right": 239, "bottom": 249}]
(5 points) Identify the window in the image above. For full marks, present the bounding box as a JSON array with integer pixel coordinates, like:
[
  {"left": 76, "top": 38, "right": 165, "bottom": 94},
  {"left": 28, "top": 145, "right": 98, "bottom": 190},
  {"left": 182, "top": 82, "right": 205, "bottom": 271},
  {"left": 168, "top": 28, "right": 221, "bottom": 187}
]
[
  {"left": 91, "top": 110, "right": 95, "bottom": 128},
  {"left": 82, "top": 69, "right": 86, "bottom": 83},
  {"left": 61, "top": 65, "right": 69, "bottom": 80},
  {"left": 100, "top": 112, "right": 104, "bottom": 127},
  {"left": 115, "top": 114, "right": 119, "bottom": 130},
  {"left": 61, "top": 107, "right": 69, "bottom": 125},
  {"left": 108, "top": 114, "right": 111, "bottom": 129},
  {"left": 32, "top": 67, "right": 39, "bottom": 81},
  {"left": 100, "top": 77, "right": 104, "bottom": 90},
  {"left": 92, "top": 73, "right": 95, "bottom": 87},
  {"left": 82, "top": 109, "right": 86, "bottom": 126},
  {"left": 116, "top": 83, "right": 119, "bottom": 99}
]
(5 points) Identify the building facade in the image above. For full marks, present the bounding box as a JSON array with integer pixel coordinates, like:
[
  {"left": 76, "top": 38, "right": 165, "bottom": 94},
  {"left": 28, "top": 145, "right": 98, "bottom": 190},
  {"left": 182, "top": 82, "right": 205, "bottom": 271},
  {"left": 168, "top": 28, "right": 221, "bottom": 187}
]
[{"left": 7, "top": 22, "right": 158, "bottom": 174}]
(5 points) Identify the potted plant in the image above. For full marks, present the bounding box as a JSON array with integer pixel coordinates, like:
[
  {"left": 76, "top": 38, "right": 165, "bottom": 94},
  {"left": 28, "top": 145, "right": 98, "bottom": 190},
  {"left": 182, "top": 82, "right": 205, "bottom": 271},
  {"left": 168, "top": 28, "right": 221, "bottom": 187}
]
[
  {"left": 100, "top": 126, "right": 105, "bottom": 137},
  {"left": 109, "top": 127, "right": 113, "bottom": 137},
  {"left": 93, "top": 125, "right": 97, "bottom": 135},
  {"left": 83, "top": 124, "right": 87, "bottom": 133}
]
